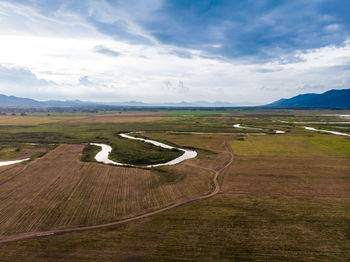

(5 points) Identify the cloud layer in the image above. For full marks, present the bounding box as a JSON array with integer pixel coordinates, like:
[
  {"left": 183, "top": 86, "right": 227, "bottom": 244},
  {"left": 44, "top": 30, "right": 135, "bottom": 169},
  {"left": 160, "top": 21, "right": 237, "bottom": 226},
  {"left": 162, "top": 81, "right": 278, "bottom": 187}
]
[{"left": 0, "top": 0, "right": 350, "bottom": 104}]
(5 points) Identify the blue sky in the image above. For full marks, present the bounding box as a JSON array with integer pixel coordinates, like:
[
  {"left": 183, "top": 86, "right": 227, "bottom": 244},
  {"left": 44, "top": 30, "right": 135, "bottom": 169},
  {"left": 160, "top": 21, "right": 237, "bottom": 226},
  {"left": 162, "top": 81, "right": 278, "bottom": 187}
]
[{"left": 0, "top": 0, "right": 350, "bottom": 104}]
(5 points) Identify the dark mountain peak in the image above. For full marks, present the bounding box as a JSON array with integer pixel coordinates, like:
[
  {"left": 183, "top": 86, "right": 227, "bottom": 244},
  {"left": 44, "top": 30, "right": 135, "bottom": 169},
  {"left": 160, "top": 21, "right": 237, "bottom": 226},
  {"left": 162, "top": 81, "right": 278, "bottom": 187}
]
[{"left": 268, "top": 88, "right": 350, "bottom": 109}]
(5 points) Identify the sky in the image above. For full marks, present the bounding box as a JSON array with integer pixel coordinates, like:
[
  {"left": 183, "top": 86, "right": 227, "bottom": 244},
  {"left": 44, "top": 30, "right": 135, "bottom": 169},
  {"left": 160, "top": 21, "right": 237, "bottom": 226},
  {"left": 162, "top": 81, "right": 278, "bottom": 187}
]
[{"left": 0, "top": 0, "right": 350, "bottom": 105}]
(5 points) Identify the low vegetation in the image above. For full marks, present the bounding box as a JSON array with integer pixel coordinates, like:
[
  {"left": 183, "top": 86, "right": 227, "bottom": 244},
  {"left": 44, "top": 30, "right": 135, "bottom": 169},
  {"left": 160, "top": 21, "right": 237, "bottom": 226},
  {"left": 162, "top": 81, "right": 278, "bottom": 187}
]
[
  {"left": 0, "top": 144, "right": 26, "bottom": 160},
  {"left": 0, "top": 109, "right": 349, "bottom": 260},
  {"left": 108, "top": 135, "right": 183, "bottom": 165},
  {"left": 29, "top": 151, "right": 47, "bottom": 161},
  {"left": 0, "top": 143, "right": 50, "bottom": 161},
  {"left": 81, "top": 144, "right": 100, "bottom": 162}
]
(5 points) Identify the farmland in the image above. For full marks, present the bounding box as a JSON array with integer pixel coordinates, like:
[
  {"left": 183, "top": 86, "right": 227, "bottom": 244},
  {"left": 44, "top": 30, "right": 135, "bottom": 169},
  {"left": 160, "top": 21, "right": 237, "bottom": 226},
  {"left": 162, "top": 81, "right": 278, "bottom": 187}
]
[
  {"left": 0, "top": 141, "right": 228, "bottom": 238},
  {"left": 0, "top": 115, "right": 231, "bottom": 240},
  {"left": 0, "top": 110, "right": 349, "bottom": 260}
]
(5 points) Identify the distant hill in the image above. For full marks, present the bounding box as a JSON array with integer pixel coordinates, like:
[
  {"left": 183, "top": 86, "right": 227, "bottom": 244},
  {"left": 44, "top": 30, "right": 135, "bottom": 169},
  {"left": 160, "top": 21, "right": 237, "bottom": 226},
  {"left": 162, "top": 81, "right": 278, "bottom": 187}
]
[
  {"left": 267, "top": 89, "right": 350, "bottom": 109},
  {"left": 0, "top": 94, "right": 42, "bottom": 107},
  {"left": 0, "top": 94, "right": 98, "bottom": 108},
  {"left": 0, "top": 94, "right": 238, "bottom": 108}
]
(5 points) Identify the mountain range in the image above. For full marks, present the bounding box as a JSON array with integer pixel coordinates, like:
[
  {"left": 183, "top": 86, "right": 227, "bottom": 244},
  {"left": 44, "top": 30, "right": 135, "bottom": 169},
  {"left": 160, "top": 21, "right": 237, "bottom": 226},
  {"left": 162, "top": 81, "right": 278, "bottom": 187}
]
[
  {"left": 0, "top": 88, "right": 349, "bottom": 108},
  {"left": 267, "top": 89, "right": 350, "bottom": 109},
  {"left": 0, "top": 94, "right": 97, "bottom": 108},
  {"left": 0, "top": 94, "right": 238, "bottom": 108}
]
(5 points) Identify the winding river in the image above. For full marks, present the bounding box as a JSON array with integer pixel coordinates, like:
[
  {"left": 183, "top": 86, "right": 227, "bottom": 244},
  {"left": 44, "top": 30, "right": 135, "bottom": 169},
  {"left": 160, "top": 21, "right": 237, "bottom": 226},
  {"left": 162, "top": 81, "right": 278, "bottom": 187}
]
[
  {"left": 276, "top": 120, "right": 350, "bottom": 125},
  {"left": 233, "top": 124, "right": 285, "bottom": 134},
  {"left": 302, "top": 126, "right": 350, "bottom": 137},
  {"left": 322, "top": 114, "right": 350, "bottom": 119},
  {"left": 91, "top": 133, "right": 197, "bottom": 168},
  {"left": 0, "top": 158, "right": 30, "bottom": 167},
  {"left": 276, "top": 120, "right": 350, "bottom": 136}
]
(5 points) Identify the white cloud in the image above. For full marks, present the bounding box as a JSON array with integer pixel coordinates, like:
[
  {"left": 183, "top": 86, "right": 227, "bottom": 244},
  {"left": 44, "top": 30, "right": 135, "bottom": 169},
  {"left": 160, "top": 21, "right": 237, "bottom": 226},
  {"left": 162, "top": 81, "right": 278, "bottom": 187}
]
[
  {"left": 0, "top": 1, "right": 350, "bottom": 104},
  {"left": 0, "top": 1, "right": 98, "bottom": 38},
  {"left": 324, "top": 24, "right": 341, "bottom": 31}
]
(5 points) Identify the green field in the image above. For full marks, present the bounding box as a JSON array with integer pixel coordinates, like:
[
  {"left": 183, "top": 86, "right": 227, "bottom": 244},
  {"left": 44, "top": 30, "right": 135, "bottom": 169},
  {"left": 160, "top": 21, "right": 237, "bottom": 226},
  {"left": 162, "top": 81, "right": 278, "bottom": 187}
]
[
  {"left": 165, "top": 110, "right": 229, "bottom": 116},
  {"left": 0, "top": 143, "right": 50, "bottom": 161},
  {"left": 0, "top": 110, "right": 350, "bottom": 261},
  {"left": 0, "top": 144, "right": 25, "bottom": 160}
]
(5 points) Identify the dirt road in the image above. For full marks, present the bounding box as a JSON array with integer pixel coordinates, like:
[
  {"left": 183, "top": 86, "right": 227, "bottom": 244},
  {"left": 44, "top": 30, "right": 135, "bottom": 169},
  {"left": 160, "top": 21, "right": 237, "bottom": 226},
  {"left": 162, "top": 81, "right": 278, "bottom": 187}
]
[{"left": 0, "top": 144, "right": 233, "bottom": 244}]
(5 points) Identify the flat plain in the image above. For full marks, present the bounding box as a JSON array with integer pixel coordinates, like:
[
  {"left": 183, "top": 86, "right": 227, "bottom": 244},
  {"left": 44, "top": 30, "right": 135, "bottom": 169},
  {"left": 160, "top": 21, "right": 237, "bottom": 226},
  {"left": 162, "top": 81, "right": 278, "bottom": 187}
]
[{"left": 0, "top": 110, "right": 349, "bottom": 261}]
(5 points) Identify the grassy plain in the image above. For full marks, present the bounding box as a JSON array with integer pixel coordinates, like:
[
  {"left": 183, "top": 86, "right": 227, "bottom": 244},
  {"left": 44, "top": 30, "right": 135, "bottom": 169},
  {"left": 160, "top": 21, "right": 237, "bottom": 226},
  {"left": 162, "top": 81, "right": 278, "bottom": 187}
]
[
  {"left": 0, "top": 110, "right": 349, "bottom": 261},
  {"left": 165, "top": 110, "right": 229, "bottom": 116}
]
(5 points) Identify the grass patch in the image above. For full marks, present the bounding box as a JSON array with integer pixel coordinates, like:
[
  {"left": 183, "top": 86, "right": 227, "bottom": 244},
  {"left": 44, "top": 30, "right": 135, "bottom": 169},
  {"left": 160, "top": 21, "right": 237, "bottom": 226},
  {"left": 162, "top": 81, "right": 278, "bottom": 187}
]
[
  {"left": 230, "top": 134, "right": 337, "bottom": 157},
  {"left": 305, "top": 135, "right": 350, "bottom": 157},
  {"left": 81, "top": 144, "right": 100, "bottom": 162},
  {"left": 0, "top": 144, "right": 25, "bottom": 160},
  {"left": 109, "top": 135, "right": 183, "bottom": 166},
  {"left": 165, "top": 110, "right": 228, "bottom": 116},
  {"left": 30, "top": 151, "right": 47, "bottom": 161}
]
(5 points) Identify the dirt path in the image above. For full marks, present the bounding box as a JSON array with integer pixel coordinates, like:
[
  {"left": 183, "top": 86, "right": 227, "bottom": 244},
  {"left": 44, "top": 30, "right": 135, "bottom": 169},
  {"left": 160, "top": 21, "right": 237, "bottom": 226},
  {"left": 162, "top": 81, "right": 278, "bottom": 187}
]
[{"left": 0, "top": 144, "right": 233, "bottom": 244}]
